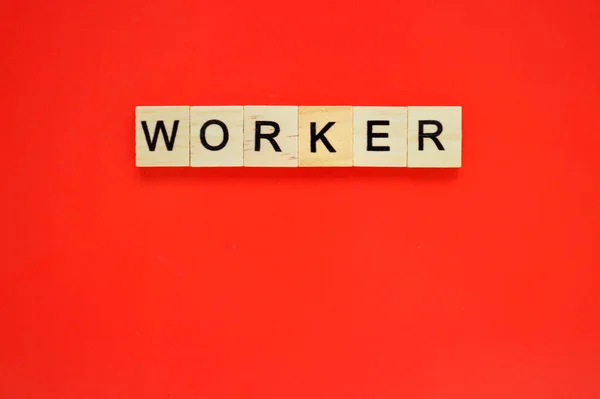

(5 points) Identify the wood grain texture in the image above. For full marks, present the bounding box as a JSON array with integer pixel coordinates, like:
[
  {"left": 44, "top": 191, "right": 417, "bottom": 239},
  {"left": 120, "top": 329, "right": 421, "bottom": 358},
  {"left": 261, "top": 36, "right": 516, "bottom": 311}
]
[
  {"left": 190, "top": 106, "right": 243, "bottom": 167},
  {"left": 243, "top": 106, "right": 298, "bottom": 167},
  {"left": 353, "top": 106, "right": 407, "bottom": 167},
  {"left": 407, "top": 106, "right": 462, "bottom": 168},
  {"left": 135, "top": 106, "right": 190, "bottom": 167},
  {"left": 298, "top": 106, "right": 353, "bottom": 167}
]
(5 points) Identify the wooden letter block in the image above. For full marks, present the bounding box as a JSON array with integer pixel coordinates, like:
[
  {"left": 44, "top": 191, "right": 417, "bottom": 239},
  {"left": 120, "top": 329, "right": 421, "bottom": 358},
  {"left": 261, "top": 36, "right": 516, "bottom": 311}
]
[
  {"left": 243, "top": 106, "right": 298, "bottom": 167},
  {"left": 298, "top": 106, "right": 353, "bottom": 167},
  {"left": 136, "top": 106, "right": 190, "bottom": 167},
  {"left": 407, "top": 106, "right": 462, "bottom": 168},
  {"left": 353, "top": 106, "right": 407, "bottom": 167},
  {"left": 190, "top": 106, "right": 243, "bottom": 167}
]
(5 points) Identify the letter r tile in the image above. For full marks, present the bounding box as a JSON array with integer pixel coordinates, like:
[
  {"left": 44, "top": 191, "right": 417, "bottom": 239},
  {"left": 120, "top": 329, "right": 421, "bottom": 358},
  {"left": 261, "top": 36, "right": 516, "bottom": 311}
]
[
  {"left": 135, "top": 106, "right": 190, "bottom": 167},
  {"left": 243, "top": 106, "right": 298, "bottom": 167},
  {"left": 407, "top": 106, "right": 462, "bottom": 168}
]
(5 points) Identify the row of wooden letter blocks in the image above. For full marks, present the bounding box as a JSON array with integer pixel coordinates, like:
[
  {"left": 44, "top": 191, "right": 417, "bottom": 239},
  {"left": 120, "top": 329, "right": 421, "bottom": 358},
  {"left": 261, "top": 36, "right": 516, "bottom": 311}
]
[{"left": 135, "top": 106, "right": 462, "bottom": 167}]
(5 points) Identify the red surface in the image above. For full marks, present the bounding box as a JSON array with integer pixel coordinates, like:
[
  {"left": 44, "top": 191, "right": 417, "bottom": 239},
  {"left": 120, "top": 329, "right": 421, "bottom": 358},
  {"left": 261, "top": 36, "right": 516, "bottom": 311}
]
[{"left": 1, "top": 0, "right": 599, "bottom": 397}]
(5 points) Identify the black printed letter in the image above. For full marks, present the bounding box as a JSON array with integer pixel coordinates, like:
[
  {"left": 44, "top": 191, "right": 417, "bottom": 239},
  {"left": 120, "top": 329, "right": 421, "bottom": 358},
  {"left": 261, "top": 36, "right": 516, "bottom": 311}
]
[
  {"left": 418, "top": 120, "right": 444, "bottom": 151},
  {"left": 310, "top": 122, "right": 336, "bottom": 153},
  {"left": 141, "top": 120, "right": 179, "bottom": 151},
  {"left": 367, "top": 120, "right": 390, "bottom": 152},
  {"left": 200, "top": 119, "right": 229, "bottom": 151},
  {"left": 255, "top": 121, "right": 281, "bottom": 152}
]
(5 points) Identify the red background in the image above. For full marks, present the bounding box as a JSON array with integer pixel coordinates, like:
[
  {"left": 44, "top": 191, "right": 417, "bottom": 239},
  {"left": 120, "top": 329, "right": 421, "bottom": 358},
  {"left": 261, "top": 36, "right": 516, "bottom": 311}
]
[{"left": 2, "top": 0, "right": 599, "bottom": 397}]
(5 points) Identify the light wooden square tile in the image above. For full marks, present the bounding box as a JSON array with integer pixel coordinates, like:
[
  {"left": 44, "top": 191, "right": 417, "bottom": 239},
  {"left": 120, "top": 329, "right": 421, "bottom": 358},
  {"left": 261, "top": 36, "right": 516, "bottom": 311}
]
[
  {"left": 353, "top": 106, "right": 407, "bottom": 167},
  {"left": 298, "top": 106, "right": 353, "bottom": 167},
  {"left": 190, "top": 106, "right": 243, "bottom": 167},
  {"left": 243, "top": 106, "right": 298, "bottom": 167},
  {"left": 407, "top": 106, "right": 462, "bottom": 168},
  {"left": 136, "top": 106, "right": 190, "bottom": 167}
]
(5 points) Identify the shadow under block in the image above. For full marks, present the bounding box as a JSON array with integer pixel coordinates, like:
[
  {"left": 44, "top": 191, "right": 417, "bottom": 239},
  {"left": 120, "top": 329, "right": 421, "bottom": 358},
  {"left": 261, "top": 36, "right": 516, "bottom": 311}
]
[
  {"left": 190, "top": 106, "right": 243, "bottom": 167},
  {"left": 353, "top": 106, "right": 407, "bottom": 167},
  {"left": 136, "top": 106, "right": 190, "bottom": 167},
  {"left": 243, "top": 106, "right": 298, "bottom": 167},
  {"left": 298, "top": 106, "right": 353, "bottom": 166},
  {"left": 407, "top": 106, "right": 462, "bottom": 168}
]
